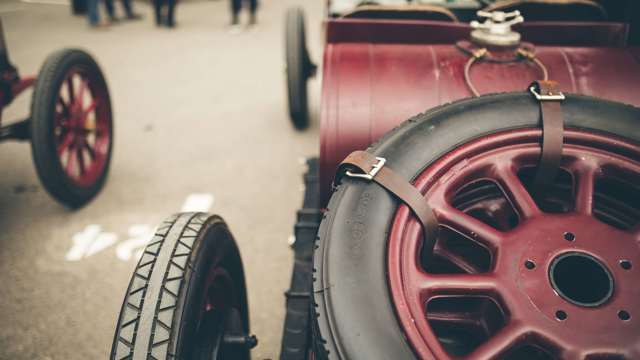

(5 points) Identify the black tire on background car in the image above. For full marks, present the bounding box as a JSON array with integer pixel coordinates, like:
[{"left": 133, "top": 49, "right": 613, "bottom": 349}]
[
  {"left": 111, "top": 213, "right": 252, "bottom": 360},
  {"left": 285, "top": 6, "right": 315, "bottom": 130},
  {"left": 311, "top": 93, "right": 640, "bottom": 359},
  {"left": 30, "top": 49, "right": 113, "bottom": 208}
]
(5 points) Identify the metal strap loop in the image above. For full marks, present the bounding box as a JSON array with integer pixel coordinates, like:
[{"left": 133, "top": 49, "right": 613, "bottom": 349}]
[
  {"left": 458, "top": 41, "right": 549, "bottom": 97},
  {"left": 336, "top": 150, "right": 439, "bottom": 255},
  {"left": 529, "top": 80, "right": 565, "bottom": 194}
]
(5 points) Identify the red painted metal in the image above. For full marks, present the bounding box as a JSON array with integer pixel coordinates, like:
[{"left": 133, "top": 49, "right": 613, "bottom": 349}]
[
  {"left": 10, "top": 76, "right": 36, "bottom": 98},
  {"left": 0, "top": 76, "right": 35, "bottom": 124},
  {"left": 387, "top": 129, "right": 640, "bottom": 359},
  {"left": 319, "top": 19, "right": 640, "bottom": 203},
  {"left": 54, "top": 67, "right": 111, "bottom": 187}
]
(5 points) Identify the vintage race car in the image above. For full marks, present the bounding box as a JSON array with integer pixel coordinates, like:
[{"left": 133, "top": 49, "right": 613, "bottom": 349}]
[
  {"left": 0, "top": 21, "right": 113, "bottom": 207},
  {"left": 111, "top": 1, "right": 640, "bottom": 359}
]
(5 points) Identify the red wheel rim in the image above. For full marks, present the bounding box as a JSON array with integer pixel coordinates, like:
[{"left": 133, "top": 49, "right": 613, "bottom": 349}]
[
  {"left": 388, "top": 129, "right": 640, "bottom": 359},
  {"left": 54, "top": 67, "right": 111, "bottom": 187}
]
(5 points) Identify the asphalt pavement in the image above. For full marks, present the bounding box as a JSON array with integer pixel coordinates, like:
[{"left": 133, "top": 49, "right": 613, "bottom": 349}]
[{"left": 0, "top": 0, "right": 322, "bottom": 358}]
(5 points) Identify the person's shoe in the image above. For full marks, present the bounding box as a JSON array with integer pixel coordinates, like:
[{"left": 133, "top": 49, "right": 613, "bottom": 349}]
[
  {"left": 126, "top": 13, "right": 143, "bottom": 20},
  {"left": 109, "top": 15, "right": 121, "bottom": 24},
  {"left": 249, "top": 13, "right": 257, "bottom": 26},
  {"left": 89, "top": 20, "right": 111, "bottom": 29},
  {"left": 228, "top": 24, "right": 242, "bottom": 34}
]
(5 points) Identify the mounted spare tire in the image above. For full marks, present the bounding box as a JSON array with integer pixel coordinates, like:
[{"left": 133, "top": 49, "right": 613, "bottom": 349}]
[
  {"left": 285, "top": 6, "right": 315, "bottom": 130},
  {"left": 312, "top": 93, "right": 640, "bottom": 360}
]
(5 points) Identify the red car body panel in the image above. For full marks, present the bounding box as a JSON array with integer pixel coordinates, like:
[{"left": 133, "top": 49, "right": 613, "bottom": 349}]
[{"left": 319, "top": 19, "right": 640, "bottom": 204}]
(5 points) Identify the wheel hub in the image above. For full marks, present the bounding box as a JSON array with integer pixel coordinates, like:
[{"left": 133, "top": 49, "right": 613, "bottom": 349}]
[
  {"left": 388, "top": 129, "right": 640, "bottom": 359},
  {"left": 509, "top": 213, "right": 638, "bottom": 350},
  {"left": 549, "top": 251, "right": 613, "bottom": 308}
]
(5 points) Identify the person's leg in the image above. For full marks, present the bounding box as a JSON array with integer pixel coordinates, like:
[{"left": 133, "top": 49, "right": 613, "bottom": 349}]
[
  {"left": 166, "top": 0, "right": 176, "bottom": 27},
  {"left": 104, "top": 0, "right": 116, "bottom": 20},
  {"left": 153, "top": 0, "right": 163, "bottom": 25},
  {"left": 121, "top": 0, "right": 141, "bottom": 19},
  {"left": 248, "top": 0, "right": 257, "bottom": 25},
  {"left": 87, "top": 0, "right": 100, "bottom": 26},
  {"left": 230, "top": 0, "right": 241, "bottom": 25}
]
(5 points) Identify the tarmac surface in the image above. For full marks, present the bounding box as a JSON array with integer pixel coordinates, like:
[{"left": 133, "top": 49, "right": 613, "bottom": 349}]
[{"left": 0, "top": 0, "right": 323, "bottom": 358}]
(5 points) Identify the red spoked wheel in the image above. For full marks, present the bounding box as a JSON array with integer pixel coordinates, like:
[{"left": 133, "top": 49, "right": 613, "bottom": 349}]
[
  {"left": 54, "top": 67, "right": 110, "bottom": 187},
  {"left": 31, "top": 49, "right": 112, "bottom": 208},
  {"left": 311, "top": 93, "right": 640, "bottom": 360},
  {"left": 389, "top": 129, "right": 640, "bottom": 359}
]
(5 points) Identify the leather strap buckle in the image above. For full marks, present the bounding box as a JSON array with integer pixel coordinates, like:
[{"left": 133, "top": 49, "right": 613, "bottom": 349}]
[
  {"left": 529, "top": 84, "right": 565, "bottom": 101},
  {"left": 336, "top": 151, "right": 439, "bottom": 258},
  {"left": 345, "top": 156, "right": 386, "bottom": 181}
]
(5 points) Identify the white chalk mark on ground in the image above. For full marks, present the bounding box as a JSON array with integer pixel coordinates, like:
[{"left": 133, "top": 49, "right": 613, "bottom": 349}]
[
  {"left": 116, "top": 224, "right": 156, "bottom": 262},
  {"left": 66, "top": 225, "right": 117, "bottom": 261},
  {"left": 181, "top": 193, "right": 214, "bottom": 212},
  {"left": 66, "top": 194, "right": 213, "bottom": 262}
]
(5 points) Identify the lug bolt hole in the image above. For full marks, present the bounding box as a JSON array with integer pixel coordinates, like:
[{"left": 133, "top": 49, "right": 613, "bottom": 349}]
[
  {"left": 620, "top": 260, "right": 632, "bottom": 270},
  {"left": 555, "top": 310, "right": 568, "bottom": 321},
  {"left": 618, "top": 310, "right": 631, "bottom": 321},
  {"left": 563, "top": 232, "right": 576, "bottom": 242},
  {"left": 524, "top": 260, "right": 536, "bottom": 270}
]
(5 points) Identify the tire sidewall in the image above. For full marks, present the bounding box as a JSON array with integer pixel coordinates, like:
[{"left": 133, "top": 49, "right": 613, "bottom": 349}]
[
  {"left": 285, "top": 6, "right": 310, "bottom": 129},
  {"left": 312, "top": 93, "right": 640, "bottom": 359},
  {"left": 175, "top": 219, "right": 250, "bottom": 360}
]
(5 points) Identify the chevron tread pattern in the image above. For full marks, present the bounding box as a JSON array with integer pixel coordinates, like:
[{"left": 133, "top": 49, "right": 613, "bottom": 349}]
[{"left": 110, "top": 213, "right": 209, "bottom": 360}]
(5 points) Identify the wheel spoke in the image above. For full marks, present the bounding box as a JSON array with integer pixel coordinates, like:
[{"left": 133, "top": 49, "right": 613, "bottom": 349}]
[
  {"left": 573, "top": 161, "right": 598, "bottom": 215},
  {"left": 57, "top": 97, "right": 70, "bottom": 116},
  {"left": 84, "top": 140, "right": 96, "bottom": 161},
  {"left": 54, "top": 110, "right": 67, "bottom": 126},
  {"left": 57, "top": 133, "right": 74, "bottom": 157},
  {"left": 436, "top": 205, "right": 505, "bottom": 251},
  {"left": 83, "top": 99, "right": 97, "bottom": 118},
  {"left": 426, "top": 306, "right": 485, "bottom": 328},
  {"left": 418, "top": 272, "right": 499, "bottom": 297},
  {"left": 434, "top": 244, "right": 483, "bottom": 274},
  {"left": 492, "top": 163, "right": 540, "bottom": 219},
  {"left": 66, "top": 75, "right": 75, "bottom": 103},
  {"left": 76, "top": 79, "right": 88, "bottom": 109},
  {"left": 76, "top": 145, "right": 86, "bottom": 175},
  {"left": 66, "top": 144, "right": 76, "bottom": 175},
  {"left": 466, "top": 321, "right": 528, "bottom": 360}
]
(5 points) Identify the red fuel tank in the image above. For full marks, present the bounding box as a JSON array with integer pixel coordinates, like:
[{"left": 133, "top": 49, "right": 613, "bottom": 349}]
[{"left": 319, "top": 18, "right": 640, "bottom": 204}]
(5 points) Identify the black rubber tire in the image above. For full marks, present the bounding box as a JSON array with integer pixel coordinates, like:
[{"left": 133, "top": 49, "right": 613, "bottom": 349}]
[
  {"left": 285, "top": 6, "right": 312, "bottom": 130},
  {"left": 311, "top": 93, "right": 640, "bottom": 359},
  {"left": 30, "top": 49, "right": 112, "bottom": 208},
  {"left": 110, "top": 213, "right": 251, "bottom": 360}
]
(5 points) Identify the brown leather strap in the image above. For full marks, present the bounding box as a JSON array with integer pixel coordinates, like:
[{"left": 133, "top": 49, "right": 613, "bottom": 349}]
[
  {"left": 529, "top": 80, "right": 565, "bottom": 194},
  {"left": 336, "top": 150, "right": 439, "bottom": 254}
]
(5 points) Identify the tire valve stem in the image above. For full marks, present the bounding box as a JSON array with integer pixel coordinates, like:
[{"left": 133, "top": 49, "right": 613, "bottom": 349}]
[{"left": 222, "top": 334, "right": 259, "bottom": 349}]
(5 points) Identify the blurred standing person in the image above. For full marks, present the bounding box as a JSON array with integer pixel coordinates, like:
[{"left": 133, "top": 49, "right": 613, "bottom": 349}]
[
  {"left": 87, "top": 0, "right": 109, "bottom": 28},
  {"left": 230, "top": 0, "right": 258, "bottom": 27},
  {"left": 154, "top": 0, "right": 177, "bottom": 28},
  {"left": 105, "top": 0, "right": 142, "bottom": 22}
]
